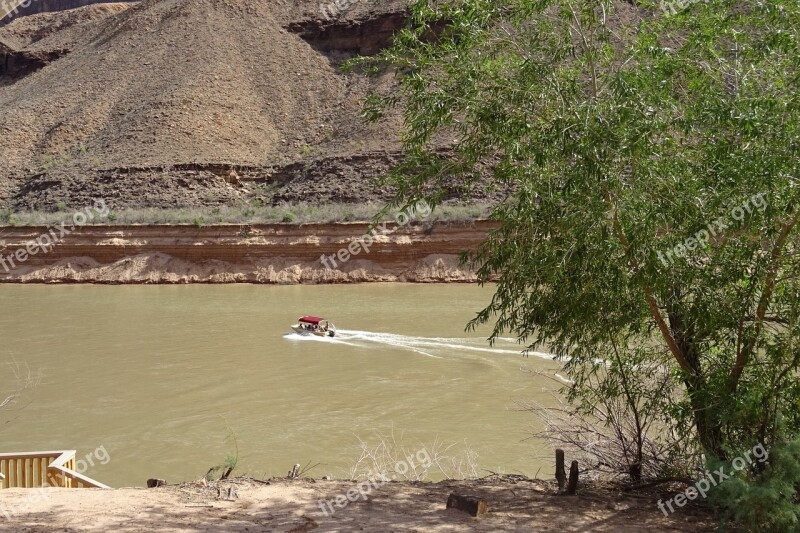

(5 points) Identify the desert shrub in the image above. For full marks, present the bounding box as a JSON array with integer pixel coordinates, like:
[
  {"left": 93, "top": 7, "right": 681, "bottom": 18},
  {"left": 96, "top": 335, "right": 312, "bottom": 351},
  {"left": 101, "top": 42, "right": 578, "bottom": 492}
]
[
  {"left": 344, "top": 430, "right": 479, "bottom": 481},
  {"left": 709, "top": 437, "right": 800, "bottom": 532}
]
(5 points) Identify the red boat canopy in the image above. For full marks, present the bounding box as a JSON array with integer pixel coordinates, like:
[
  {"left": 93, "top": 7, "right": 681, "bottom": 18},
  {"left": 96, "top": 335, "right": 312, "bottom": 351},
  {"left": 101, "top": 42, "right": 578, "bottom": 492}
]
[{"left": 299, "top": 316, "right": 324, "bottom": 324}]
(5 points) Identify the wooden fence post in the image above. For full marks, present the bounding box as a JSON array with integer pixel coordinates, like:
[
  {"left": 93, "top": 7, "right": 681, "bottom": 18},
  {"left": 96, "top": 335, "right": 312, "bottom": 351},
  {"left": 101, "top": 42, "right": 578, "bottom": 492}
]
[
  {"left": 555, "top": 449, "right": 566, "bottom": 493},
  {"left": 567, "top": 460, "right": 579, "bottom": 495}
]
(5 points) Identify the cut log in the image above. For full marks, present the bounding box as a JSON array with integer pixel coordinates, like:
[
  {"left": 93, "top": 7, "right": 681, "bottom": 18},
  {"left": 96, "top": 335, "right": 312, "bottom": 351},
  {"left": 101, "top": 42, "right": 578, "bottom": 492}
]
[
  {"left": 147, "top": 478, "right": 167, "bottom": 488},
  {"left": 567, "top": 461, "right": 579, "bottom": 495},
  {"left": 446, "top": 493, "right": 488, "bottom": 518},
  {"left": 555, "top": 449, "right": 566, "bottom": 493}
]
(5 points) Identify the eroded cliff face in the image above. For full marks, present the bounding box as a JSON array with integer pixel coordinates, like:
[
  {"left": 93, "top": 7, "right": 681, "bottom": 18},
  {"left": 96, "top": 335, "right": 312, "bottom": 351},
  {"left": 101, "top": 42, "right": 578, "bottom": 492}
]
[
  {"left": 0, "top": 45, "right": 67, "bottom": 78},
  {"left": 286, "top": 10, "right": 409, "bottom": 56},
  {"left": 0, "top": 221, "right": 496, "bottom": 284}
]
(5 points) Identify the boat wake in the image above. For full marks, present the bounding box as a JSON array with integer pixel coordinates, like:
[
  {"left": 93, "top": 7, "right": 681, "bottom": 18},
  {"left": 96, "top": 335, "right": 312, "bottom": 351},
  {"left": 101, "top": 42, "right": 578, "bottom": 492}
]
[{"left": 285, "top": 329, "right": 557, "bottom": 360}]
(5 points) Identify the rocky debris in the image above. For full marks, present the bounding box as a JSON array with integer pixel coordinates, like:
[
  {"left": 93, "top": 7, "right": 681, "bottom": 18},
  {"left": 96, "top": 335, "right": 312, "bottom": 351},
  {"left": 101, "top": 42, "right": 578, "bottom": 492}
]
[{"left": 9, "top": 168, "right": 251, "bottom": 210}]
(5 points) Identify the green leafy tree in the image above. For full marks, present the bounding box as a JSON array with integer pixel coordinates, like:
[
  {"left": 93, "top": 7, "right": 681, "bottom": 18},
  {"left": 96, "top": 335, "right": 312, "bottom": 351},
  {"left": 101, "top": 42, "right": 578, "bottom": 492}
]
[{"left": 353, "top": 0, "right": 800, "bottom": 474}]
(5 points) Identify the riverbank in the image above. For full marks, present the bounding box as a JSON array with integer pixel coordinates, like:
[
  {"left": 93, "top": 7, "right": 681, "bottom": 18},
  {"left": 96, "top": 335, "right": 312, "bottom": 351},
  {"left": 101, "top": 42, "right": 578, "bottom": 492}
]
[
  {"left": 0, "top": 221, "right": 496, "bottom": 284},
  {"left": 1, "top": 477, "right": 717, "bottom": 532}
]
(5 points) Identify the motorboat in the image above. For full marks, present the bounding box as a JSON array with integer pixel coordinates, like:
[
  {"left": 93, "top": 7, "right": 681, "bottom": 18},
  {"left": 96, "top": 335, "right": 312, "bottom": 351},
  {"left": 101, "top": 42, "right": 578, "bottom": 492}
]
[{"left": 291, "top": 316, "right": 336, "bottom": 337}]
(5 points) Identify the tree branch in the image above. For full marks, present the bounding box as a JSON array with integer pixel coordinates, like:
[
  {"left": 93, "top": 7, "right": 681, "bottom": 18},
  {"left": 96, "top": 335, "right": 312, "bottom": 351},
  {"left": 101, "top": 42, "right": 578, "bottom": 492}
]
[
  {"left": 728, "top": 211, "right": 800, "bottom": 393},
  {"left": 602, "top": 190, "right": 693, "bottom": 375}
]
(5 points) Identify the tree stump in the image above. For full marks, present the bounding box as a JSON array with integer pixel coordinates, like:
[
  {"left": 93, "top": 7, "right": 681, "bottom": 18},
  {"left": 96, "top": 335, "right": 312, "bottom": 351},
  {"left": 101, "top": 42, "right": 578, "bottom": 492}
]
[
  {"left": 147, "top": 478, "right": 167, "bottom": 488},
  {"left": 446, "top": 493, "right": 488, "bottom": 517},
  {"left": 555, "top": 449, "right": 566, "bottom": 493},
  {"left": 567, "top": 461, "right": 579, "bottom": 495},
  {"left": 629, "top": 462, "right": 642, "bottom": 483}
]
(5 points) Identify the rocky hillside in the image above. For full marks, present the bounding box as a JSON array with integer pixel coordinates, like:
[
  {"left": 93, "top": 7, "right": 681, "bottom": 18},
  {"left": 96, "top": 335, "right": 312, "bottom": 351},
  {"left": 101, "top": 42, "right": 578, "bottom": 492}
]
[
  {"left": 0, "top": 0, "right": 137, "bottom": 25},
  {"left": 0, "top": 0, "right": 442, "bottom": 212}
]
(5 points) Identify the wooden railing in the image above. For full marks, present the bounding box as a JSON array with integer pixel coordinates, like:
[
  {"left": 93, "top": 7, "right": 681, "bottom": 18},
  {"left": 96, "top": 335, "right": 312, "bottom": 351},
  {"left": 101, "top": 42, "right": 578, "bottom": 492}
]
[{"left": 0, "top": 451, "right": 109, "bottom": 489}]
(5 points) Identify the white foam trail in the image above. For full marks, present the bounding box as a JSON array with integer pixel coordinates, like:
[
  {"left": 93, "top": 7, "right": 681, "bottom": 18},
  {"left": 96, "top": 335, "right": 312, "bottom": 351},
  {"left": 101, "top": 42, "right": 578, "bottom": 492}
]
[
  {"left": 554, "top": 373, "right": 574, "bottom": 385},
  {"left": 403, "top": 347, "right": 442, "bottom": 359},
  {"left": 284, "top": 329, "right": 555, "bottom": 361},
  {"left": 283, "top": 328, "right": 561, "bottom": 361},
  {"left": 282, "top": 332, "right": 361, "bottom": 347},
  {"left": 331, "top": 330, "right": 558, "bottom": 360}
]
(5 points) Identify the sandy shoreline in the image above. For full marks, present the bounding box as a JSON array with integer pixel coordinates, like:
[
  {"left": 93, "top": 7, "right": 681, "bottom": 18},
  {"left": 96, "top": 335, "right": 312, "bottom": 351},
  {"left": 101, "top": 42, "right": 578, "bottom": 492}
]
[{"left": 0, "top": 477, "right": 718, "bottom": 532}]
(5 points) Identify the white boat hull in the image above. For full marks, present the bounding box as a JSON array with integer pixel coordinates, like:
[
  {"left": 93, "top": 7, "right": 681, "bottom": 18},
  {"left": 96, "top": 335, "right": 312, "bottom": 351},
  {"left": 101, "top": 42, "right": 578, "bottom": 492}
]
[{"left": 291, "top": 325, "right": 335, "bottom": 337}]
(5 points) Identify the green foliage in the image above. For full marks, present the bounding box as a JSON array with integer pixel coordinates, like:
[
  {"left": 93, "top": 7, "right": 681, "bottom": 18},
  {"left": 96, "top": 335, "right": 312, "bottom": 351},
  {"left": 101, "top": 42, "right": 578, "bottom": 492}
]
[
  {"left": 193, "top": 216, "right": 206, "bottom": 228},
  {"left": 710, "top": 438, "right": 800, "bottom": 532},
  {"left": 353, "top": 0, "right": 800, "bottom": 481},
  {"left": 38, "top": 152, "right": 73, "bottom": 173},
  {"left": 340, "top": 208, "right": 358, "bottom": 222},
  {"left": 281, "top": 211, "right": 297, "bottom": 223},
  {"left": 0, "top": 202, "right": 492, "bottom": 226},
  {"left": 0, "top": 209, "right": 12, "bottom": 225},
  {"left": 205, "top": 420, "right": 239, "bottom": 482}
]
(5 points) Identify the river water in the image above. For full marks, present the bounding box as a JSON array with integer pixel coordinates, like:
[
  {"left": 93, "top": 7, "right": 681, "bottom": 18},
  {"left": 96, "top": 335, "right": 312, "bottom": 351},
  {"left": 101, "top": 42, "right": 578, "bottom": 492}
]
[{"left": 0, "top": 285, "right": 560, "bottom": 487}]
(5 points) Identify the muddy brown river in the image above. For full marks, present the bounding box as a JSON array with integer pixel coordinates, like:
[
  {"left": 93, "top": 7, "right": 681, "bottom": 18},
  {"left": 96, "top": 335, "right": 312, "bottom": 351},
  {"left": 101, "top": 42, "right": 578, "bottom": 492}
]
[{"left": 0, "top": 285, "right": 560, "bottom": 487}]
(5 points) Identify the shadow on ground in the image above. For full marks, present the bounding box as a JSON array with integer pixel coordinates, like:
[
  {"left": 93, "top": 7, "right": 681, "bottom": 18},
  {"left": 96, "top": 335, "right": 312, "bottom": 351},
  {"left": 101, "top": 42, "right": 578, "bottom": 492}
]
[{"left": 1, "top": 477, "right": 719, "bottom": 532}]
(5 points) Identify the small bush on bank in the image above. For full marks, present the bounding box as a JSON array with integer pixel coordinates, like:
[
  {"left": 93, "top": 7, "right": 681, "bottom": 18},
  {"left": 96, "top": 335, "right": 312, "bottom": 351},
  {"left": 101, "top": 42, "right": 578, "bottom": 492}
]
[{"left": 709, "top": 437, "right": 800, "bottom": 532}]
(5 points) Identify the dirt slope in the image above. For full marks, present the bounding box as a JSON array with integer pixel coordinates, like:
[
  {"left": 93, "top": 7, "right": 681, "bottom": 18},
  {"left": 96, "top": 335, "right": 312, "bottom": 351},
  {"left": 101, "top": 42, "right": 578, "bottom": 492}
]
[
  {"left": 0, "top": 2, "right": 135, "bottom": 48},
  {"left": 0, "top": 0, "right": 137, "bottom": 26},
  {"left": 0, "top": 0, "right": 409, "bottom": 211}
]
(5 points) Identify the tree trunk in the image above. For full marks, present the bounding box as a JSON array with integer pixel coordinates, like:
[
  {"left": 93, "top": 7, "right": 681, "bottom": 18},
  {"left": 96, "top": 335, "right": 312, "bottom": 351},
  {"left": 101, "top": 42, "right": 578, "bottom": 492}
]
[{"left": 670, "top": 306, "right": 727, "bottom": 460}]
